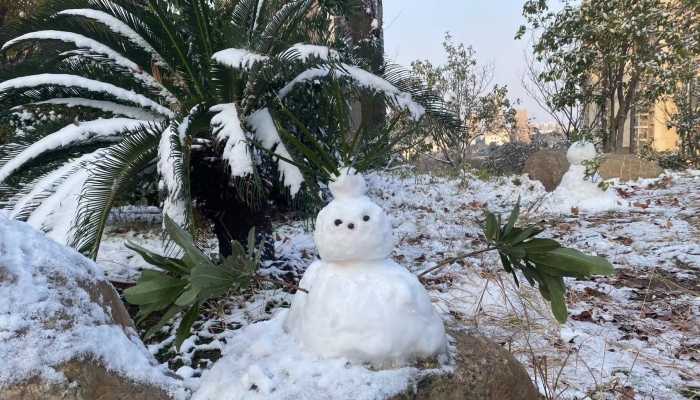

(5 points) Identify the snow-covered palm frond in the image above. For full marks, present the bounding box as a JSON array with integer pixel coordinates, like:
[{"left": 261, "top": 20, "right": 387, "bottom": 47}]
[
  {"left": 0, "top": 118, "right": 151, "bottom": 183},
  {"left": 55, "top": 8, "right": 170, "bottom": 68},
  {"left": 71, "top": 124, "right": 162, "bottom": 258},
  {"left": 158, "top": 125, "right": 189, "bottom": 230},
  {"left": 0, "top": 74, "right": 173, "bottom": 117},
  {"left": 25, "top": 148, "right": 107, "bottom": 244},
  {"left": 279, "top": 63, "right": 427, "bottom": 120},
  {"left": 2, "top": 30, "right": 174, "bottom": 102},
  {"left": 27, "top": 98, "right": 162, "bottom": 120},
  {"left": 210, "top": 103, "right": 254, "bottom": 177},
  {"left": 247, "top": 108, "right": 303, "bottom": 196}
]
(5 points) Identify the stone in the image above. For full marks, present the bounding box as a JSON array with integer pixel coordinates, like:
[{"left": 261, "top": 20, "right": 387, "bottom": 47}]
[
  {"left": 0, "top": 216, "right": 180, "bottom": 400},
  {"left": 523, "top": 149, "right": 569, "bottom": 191},
  {"left": 598, "top": 154, "right": 663, "bottom": 181},
  {"left": 389, "top": 330, "right": 540, "bottom": 400}
]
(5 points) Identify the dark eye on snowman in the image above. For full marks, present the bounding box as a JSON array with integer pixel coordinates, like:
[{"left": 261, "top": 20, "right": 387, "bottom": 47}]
[
  {"left": 334, "top": 219, "right": 342, "bottom": 226},
  {"left": 363, "top": 215, "right": 370, "bottom": 222}
]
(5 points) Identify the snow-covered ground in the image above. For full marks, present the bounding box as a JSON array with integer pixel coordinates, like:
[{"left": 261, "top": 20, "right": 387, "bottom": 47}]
[{"left": 95, "top": 168, "right": 700, "bottom": 399}]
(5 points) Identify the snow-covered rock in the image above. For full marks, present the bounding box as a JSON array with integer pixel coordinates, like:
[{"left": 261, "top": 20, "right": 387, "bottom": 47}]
[
  {"left": 284, "top": 168, "right": 446, "bottom": 367},
  {"left": 0, "top": 216, "right": 183, "bottom": 399}
]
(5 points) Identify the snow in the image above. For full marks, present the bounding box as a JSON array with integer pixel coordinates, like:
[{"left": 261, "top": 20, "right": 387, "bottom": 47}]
[
  {"left": 247, "top": 108, "right": 303, "bottom": 196},
  {"left": 210, "top": 103, "right": 254, "bottom": 177},
  {"left": 544, "top": 142, "right": 621, "bottom": 213},
  {"left": 0, "top": 74, "right": 173, "bottom": 117},
  {"left": 279, "top": 64, "right": 426, "bottom": 120},
  {"left": 284, "top": 169, "right": 446, "bottom": 367},
  {"left": 8, "top": 152, "right": 97, "bottom": 220},
  {"left": 287, "top": 43, "right": 339, "bottom": 61},
  {"left": 192, "top": 310, "right": 431, "bottom": 400},
  {"left": 566, "top": 140, "right": 597, "bottom": 165},
  {"left": 0, "top": 216, "right": 183, "bottom": 397},
  {"left": 56, "top": 9, "right": 169, "bottom": 68},
  {"left": 0, "top": 118, "right": 149, "bottom": 184},
  {"left": 211, "top": 48, "right": 268, "bottom": 70},
  {"left": 29, "top": 98, "right": 161, "bottom": 120},
  {"left": 157, "top": 126, "right": 187, "bottom": 227},
  {"left": 3, "top": 31, "right": 173, "bottom": 102}
]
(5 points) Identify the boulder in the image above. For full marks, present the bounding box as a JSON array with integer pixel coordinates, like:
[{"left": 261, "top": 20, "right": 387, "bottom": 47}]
[
  {"left": 523, "top": 150, "right": 569, "bottom": 191},
  {"left": 598, "top": 154, "right": 663, "bottom": 181},
  {"left": 0, "top": 216, "right": 181, "bottom": 400},
  {"left": 390, "top": 330, "right": 540, "bottom": 400}
]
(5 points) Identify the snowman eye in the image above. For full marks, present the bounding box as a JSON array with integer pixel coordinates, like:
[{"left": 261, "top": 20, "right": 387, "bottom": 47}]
[
  {"left": 334, "top": 219, "right": 342, "bottom": 226},
  {"left": 363, "top": 215, "right": 370, "bottom": 222}
]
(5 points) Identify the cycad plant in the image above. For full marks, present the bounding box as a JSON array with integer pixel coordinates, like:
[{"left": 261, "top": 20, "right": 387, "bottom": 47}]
[{"left": 0, "top": 0, "right": 444, "bottom": 258}]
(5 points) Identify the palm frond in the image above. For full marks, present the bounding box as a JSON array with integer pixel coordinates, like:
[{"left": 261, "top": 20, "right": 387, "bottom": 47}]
[{"left": 71, "top": 122, "right": 162, "bottom": 258}]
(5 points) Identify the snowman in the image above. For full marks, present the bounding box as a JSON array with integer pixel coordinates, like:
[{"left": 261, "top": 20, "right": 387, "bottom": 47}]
[
  {"left": 284, "top": 168, "right": 447, "bottom": 368},
  {"left": 548, "top": 141, "right": 620, "bottom": 212}
]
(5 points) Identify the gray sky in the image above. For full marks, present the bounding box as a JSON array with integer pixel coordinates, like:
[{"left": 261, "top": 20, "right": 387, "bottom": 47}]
[{"left": 383, "top": 0, "right": 549, "bottom": 122}]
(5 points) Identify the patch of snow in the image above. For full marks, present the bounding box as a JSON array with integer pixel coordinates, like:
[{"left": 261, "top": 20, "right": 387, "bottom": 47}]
[
  {"left": 247, "top": 108, "right": 303, "bottom": 195},
  {"left": 0, "top": 216, "right": 184, "bottom": 397},
  {"left": 192, "top": 311, "right": 427, "bottom": 400},
  {"left": 211, "top": 48, "right": 268, "bottom": 70},
  {"left": 287, "top": 43, "right": 339, "bottom": 61},
  {"left": 0, "top": 74, "right": 173, "bottom": 117},
  {"left": 210, "top": 103, "right": 254, "bottom": 177}
]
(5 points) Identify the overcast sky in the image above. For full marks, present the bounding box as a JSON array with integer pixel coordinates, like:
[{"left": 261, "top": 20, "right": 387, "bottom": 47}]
[{"left": 383, "top": 0, "right": 549, "bottom": 122}]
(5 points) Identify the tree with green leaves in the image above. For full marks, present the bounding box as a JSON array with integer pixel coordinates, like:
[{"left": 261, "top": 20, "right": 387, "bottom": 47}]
[
  {"left": 518, "top": 0, "right": 700, "bottom": 152},
  {"left": 0, "top": 0, "right": 443, "bottom": 258},
  {"left": 410, "top": 33, "right": 517, "bottom": 167}
]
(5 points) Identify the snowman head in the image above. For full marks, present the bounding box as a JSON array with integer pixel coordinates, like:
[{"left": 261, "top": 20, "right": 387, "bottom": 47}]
[
  {"left": 566, "top": 141, "right": 597, "bottom": 166},
  {"left": 314, "top": 168, "right": 393, "bottom": 262}
]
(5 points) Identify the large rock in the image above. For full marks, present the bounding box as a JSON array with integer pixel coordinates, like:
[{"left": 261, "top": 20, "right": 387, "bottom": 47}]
[
  {"left": 523, "top": 149, "right": 569, "bottom": 191},
  {"left": 0, "top": 216, "right": 181, "bottom": 400},
  {"left": 598, "top": 154, "right": 663, "bottom": 181},
  {"left": 390, "top": 330, "right": 540, "bottom": 400}
]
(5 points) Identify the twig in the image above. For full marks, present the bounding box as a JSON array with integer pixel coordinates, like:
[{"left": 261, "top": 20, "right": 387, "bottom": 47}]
[
  {"left": 256, "top": 275, "right": 308, "bottom": 293},
  {"left": 418, "top": 246, "right": 496, "bottom": 278}
]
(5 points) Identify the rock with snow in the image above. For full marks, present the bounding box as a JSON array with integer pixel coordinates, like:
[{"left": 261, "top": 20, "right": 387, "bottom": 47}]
[
  {"left": 284, "top": 168, "right": 446, "bottom": 367},
  {"left": 0, "top": 216, "right": 183, "bottom": 399},
  {"left": 388, "top": 331, "right": 540, "bottom": 400},
  {"left": 545, "top": 141, "right": 621, "bottom": 213}
]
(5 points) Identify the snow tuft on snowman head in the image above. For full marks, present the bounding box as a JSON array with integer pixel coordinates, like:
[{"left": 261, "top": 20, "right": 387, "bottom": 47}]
[
  {"left": 566, "top": 141, "right": 597, "bottom": 165},
  {"left": 314, "top": 168, "right": 393, "bottom": 262},
  {"left": 328, "top": 167, "right": 367, "bottom": 199}
]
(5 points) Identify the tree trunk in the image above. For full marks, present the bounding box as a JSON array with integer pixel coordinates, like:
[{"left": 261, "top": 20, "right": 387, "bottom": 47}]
[
  {"left": 346, "top": 0, "right": 386, "bottom": 137},
  {"left": 190, "top": 149, "right": 273, "bottom": 260}
]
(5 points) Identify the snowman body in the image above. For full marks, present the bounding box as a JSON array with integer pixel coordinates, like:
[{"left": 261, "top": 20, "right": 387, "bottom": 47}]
[
  {"left": 284, "top": 170, "right": 446, "bottom": 367},
  {"left": 548, "top": 141, "right": 619, "bottom": 212}
]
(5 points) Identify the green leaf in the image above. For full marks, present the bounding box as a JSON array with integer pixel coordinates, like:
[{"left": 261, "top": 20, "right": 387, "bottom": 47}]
[
  {"left": 506, "top": 225, "right": 543, "bottom": 245},
  {"left": 175, "top": 303, "right": 200, "bottom": 350},
  {"left": 175, "top": 286, "right": 201, "bottom": 306},
  {"left": 485, "top": 212, "right": 498, "bottom": 241},
  {"left": 541, "top": 274, "right": 568, "bottom": 323},
  {"left": 125, "top": 241, "right": 189, "bottom": 275},
  {"left": 163, "top": 215, "right": 212, "bottom": 268},
  {"left": 503, "top": 199, "right": 520, "bottom": 237},
  {"left": 529, "top": 248, "right": 615, "bottom": 277},
  {"left": 522, "top": 238, "right": 561, "bottom": 254},
  {"left": 124, "top": 273, "right": 186, "bottom": 305},
  {"left": 190, "top": 264, "right": 237, "bottom": 297}
]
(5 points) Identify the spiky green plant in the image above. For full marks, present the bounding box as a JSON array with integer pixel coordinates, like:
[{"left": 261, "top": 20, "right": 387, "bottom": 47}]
[{"left": 0, "top": 0, "right": 448, "bottom": 258}]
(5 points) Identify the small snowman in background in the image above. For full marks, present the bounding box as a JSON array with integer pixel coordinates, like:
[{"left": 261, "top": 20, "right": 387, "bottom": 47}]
[
  {"left": 284, "top": 168, "right": 447, "bottom": 368},
  {"left": 548, "top": 141, "right": 620, "bottom": 213}
]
